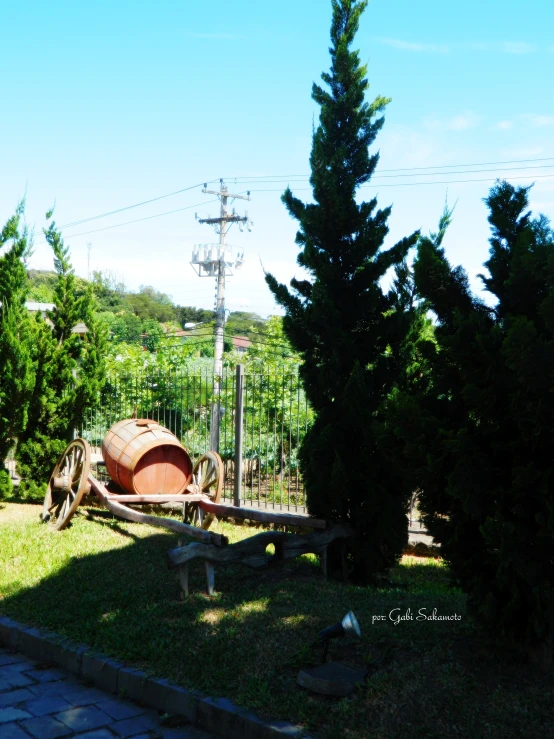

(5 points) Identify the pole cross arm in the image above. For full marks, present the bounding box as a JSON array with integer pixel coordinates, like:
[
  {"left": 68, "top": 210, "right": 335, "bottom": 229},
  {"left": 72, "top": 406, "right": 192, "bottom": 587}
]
[
  {"left": 198, "top": 215, "right": 249, "bottom": 225},
  {"left": 202, "top": 189, "right": 250, "bottom": 201}
]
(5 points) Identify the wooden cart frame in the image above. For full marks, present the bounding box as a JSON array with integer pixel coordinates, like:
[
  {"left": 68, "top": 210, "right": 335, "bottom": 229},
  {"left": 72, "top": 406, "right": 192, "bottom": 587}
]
[
  {"left": 42, "top": 437, "right": 354, "bottom": 594},
  {"left": 41, "top": 438, "right": 229, "bottom": 540}
]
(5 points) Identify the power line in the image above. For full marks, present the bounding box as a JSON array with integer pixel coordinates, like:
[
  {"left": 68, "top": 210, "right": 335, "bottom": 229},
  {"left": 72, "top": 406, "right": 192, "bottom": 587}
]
[
  {"left": 27, "top": 156, "right": 554, "bottom": 245},
  {"left": 246, "top": 172, "right": 554, "bottom": 192},
  {"left": 33, "top": 198, "right": 221, "bottom": 243},
  {"left": 225, "top": 155, "right": 554, "bottom": 180},
  {"left": 159, "top": 336, "right": 298, "bottom": 359},
  {"left": 55, "top": 180, "right": 220, "bottom": 230},
  {"left": 160, "top": 334, "right": 298, "bottom": 359},
  {"left": 164, "top": 330, "right": 295, "bottom": 353},
  {"left": 227, "top": 162, "right": 554, "bottom": 183}
]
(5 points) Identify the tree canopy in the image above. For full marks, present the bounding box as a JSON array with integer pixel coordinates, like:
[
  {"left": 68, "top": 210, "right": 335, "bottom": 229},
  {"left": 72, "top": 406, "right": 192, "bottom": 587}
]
[{"left": 265, "top": 0, "right": 419, "bottom": 582}]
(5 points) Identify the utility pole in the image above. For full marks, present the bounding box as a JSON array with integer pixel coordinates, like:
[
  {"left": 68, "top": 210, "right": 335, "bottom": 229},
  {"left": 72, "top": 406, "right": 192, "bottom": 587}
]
[
  {"left": 86, "top": 242, "right": 92, "bottom": 281},
  {"left": 191, "top": 179, "right": 252, "bottom": 451}
]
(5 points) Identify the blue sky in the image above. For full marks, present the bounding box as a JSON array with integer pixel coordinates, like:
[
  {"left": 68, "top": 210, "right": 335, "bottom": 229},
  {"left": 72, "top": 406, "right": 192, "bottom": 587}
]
[{"left": 2, "top": 0, "right": 554, "bottom": 316}]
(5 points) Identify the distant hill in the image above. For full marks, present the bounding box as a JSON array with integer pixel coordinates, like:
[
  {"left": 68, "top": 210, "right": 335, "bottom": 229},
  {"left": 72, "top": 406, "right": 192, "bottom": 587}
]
[{"left": 27, "top": 269, "right": 267, "bottom": 344}]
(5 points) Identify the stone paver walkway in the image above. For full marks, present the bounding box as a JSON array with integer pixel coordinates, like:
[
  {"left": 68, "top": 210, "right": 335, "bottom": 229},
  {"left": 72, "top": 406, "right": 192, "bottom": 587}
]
[{"left": 0, "top": 647, "right": 213, "bottom": 739}]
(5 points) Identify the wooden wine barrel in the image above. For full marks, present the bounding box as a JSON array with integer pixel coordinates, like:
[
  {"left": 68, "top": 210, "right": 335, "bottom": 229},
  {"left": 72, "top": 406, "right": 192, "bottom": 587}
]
[{"left": 102, "top": 419, "right": 193, "bottom": 495}]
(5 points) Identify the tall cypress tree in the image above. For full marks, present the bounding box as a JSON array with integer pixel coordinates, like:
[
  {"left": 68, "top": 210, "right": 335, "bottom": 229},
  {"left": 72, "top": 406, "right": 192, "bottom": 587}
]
[
  {"left": 403, "top": 182, "right": 554, "bottom": 669},
  {"left": 265, "top": 0, "right": 418, "bottom": 582},
  {"left": 0, "top": 204, "right": 35, "bottom": 492},
  {"left": 17, "top": 220, "right": 107, "bottom": 498}
]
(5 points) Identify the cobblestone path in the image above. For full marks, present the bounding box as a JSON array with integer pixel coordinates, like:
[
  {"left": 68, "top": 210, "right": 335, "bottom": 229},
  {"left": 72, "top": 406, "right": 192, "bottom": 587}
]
[{"left": 0, "top": 647, "right": 213, "bottom": 739}]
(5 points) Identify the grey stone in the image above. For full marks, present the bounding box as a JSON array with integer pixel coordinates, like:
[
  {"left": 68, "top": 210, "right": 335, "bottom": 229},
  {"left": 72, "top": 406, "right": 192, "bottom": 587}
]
[
  {"left": 296, "top": 661, "right": 367, "bottom": 697},
  {"left": 62, "top": 684, "right": 114, "bottom": 707},
  {"left": 197, "top": 695, "right": 306, "bottom": 739},
  {"left": 0, "top": 616, "right": 22, "bottom": 651},
  {"left": 19, "top": 628, "right": 60, "bottom": 665},
  {"left": 21, "top": 714, "right": 73, "bottom": 738},
  {"left": 27, "top": 677, "right": 81, "bottom": 698},
  {"left": 96, "top": 697, "right": 146, "bottom": 720},
  {"left": 23, "top": 695, "right": 73, "bottom": 716},
  {"left": 140, "top": 675, "right": 175, "bottom": 712},
  {"left": 117, "top": 666, "right": 148, "bottom": 703},
  {"left": 27, "top": 675, "right": 108, "bottom": 705},
  {"left": 0, "top": 706, "right": 33, "bottom": 722},
  {"left": 55, "top": 705, "right": 111, "bottom": 732},
  {"left": 161, "top": 727, "right": 209, "bottom": 738},
  {"left": 52, "top": 640, "right": 87, "bottom": 676},
  {"left": 77, "top": 731, "right": 119, "bottom": 739},
  {"left": 0, "top": 687, "right": 35, "bottom": 706},
  {"left": 0, "top": 651, "right": 27, "bottom": 667},
  {"left": 110, "top": 711, "right": 160, "bottom": 737},
  {"left": 82, "top": 652, "right": 123, "bottom": 694},
  {"left": 2, "top": 658, "right": 36, "bottom": 673},
  {"left": 3, "top": 670, "right": 35, "bottom": 688},
  {"left": 25, "top": 667, "right": 68, "bottom": 683},
  {"left": 0, "top": 723, "right": 32, "bottom": 739},
  {"left": 163, "top": 684, "right": 199, "bottom": 723}
]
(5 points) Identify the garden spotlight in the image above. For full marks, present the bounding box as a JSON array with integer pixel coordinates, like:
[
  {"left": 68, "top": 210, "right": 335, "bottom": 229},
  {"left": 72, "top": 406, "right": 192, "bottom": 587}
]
[{"left": 319, "top": 611, "right": 361, "bottom": 661}]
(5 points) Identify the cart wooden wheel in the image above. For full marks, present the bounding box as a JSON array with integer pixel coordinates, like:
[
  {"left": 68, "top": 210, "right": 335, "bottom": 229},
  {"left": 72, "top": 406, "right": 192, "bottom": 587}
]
[
  {"left": 41, "top": 439, "right": 91, "bottom": 530},
  {"left": 185, "top": 451, "right": 224, "bottom": 530}
]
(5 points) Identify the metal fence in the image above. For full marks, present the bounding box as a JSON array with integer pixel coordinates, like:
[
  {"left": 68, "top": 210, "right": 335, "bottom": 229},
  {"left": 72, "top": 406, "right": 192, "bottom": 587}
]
[{"left": 80, "top": 365, "right": 312, "bottom": 510}]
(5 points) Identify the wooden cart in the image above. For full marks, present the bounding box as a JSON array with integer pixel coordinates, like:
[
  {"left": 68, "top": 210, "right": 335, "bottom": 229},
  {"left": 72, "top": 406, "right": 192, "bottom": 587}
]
[
  {"left": 42, "top": 419, "right": 354, "bottom": 594},
  {"left": 41, "top": 418, "right": 227, "bottom": 543}
]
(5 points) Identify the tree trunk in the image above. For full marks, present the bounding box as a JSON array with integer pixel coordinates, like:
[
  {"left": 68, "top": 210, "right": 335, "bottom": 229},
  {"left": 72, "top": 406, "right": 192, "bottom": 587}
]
[{"left": 528, "top": 641, "right": 552, "bottom": 673}]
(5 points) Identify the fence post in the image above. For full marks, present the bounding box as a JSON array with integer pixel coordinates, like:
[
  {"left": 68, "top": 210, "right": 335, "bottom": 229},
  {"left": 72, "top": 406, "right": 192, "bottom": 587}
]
[{"left": 234, "top": 364, "right": 244, "bottom": 507}]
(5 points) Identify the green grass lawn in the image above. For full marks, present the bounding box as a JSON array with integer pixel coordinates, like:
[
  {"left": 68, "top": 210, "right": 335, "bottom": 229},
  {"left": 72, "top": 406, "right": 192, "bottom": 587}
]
[{"left": 1, "top": 501, "right": 553, "bottom": 738}]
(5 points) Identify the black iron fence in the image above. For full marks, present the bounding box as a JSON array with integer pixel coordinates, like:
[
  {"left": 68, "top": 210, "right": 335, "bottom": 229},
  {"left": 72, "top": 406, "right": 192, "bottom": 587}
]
[{"left": 80, "top": 365, "right": 312, "bottom": 510}]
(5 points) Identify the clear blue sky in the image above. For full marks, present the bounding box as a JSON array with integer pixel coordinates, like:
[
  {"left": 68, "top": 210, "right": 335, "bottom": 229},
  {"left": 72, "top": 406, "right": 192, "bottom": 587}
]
[{"left": 2, "top": 0, "right": 553, "bottom": 315}]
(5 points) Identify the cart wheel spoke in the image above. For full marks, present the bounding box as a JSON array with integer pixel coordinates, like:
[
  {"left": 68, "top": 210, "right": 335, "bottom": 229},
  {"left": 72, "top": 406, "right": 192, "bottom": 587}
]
[
  {"left": 188, "top": 452, "right": 223, "bottom": 530},
  {"left": 49, "top": 494, "right": 64, "bottom": 513},
  {"left": 42, "top": 439, "right": 91, "bottom": 531}
]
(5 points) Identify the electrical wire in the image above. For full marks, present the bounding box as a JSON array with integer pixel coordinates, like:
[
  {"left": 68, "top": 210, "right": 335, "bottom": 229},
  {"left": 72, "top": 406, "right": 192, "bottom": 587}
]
[
  {"left": 225, "top": 163, "right": 554, "bottom": 184},
  {"left": 164, "top": 330, "right": 296, "bottom": 353},
  {"left": 56, "top": 180, "right": 220, "bottom": 230},
  {"left": 33, "top": 198, "right": 221, "bottom": 244},
  {"left": 246, "top": 172, "right": 554, "bottom": 192},
  {"left": 29, "top": 154, "right": 554, "bottom": 243},
  {"left": 159, "top": 336, "right": 298, "bottom": 360},
  {"left": 225, "top": 155, "right": 554, "bottom": 180}
]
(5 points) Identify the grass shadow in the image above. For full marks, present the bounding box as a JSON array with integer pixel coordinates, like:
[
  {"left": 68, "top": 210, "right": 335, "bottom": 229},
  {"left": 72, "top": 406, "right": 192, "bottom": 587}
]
[{"left": 1, "top": 506, "right": 553, "bottom": 738}]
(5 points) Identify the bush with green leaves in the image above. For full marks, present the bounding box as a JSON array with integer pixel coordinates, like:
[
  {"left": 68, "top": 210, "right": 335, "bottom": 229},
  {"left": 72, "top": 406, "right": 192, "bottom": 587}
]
[
  {"left": 0, "top": 203, "right": 35, "bottom": 474},
  {"left": 392, "top": 182, "right": 554, "bottom": 669},
  {"left": 0, "top": 468, "right": 13, "bottom": 500},
  {"left": 17, "top": 219, "right": 107, "bottom": 500}
]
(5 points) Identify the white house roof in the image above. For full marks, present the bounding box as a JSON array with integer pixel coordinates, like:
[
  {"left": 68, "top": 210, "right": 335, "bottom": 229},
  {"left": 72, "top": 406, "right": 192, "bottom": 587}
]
[{"left": 25, "top": 301, "right": 55, "bottom": 312}]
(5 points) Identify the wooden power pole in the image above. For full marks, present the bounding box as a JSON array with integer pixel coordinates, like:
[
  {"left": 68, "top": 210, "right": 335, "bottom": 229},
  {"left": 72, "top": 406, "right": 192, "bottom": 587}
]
[{"left": 192, "top": 180, "right": 251, "bottom": 451}]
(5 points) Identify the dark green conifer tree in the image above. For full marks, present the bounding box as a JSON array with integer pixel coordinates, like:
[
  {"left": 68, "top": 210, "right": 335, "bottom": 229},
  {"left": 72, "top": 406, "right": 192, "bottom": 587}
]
[
  {"left": 265, "top": 0, "right": 418, "bottom": 582},
  {"left": 17, "top": 220, "right": 107, "bottom": 498},
  {"left": 402, "top": 181, "right": 554, "bottom": 669},
  {"left": 0, "top": 204, "right": 35, "bottom": 496}
]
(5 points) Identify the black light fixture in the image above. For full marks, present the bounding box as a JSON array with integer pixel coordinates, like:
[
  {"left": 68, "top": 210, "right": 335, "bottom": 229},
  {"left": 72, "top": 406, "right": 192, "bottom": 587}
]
[{"left": 319, "top": 610, "right": 361, "bottom": 661}]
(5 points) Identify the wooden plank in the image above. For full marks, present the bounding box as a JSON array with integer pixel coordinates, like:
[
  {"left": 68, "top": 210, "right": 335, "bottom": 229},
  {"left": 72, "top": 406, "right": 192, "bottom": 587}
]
[
  {"left": 105, "top": 494, "right": 210, "bottom": 504},
  {"left": 167, "top": 523, "right": 353, "bottom": 570},
  {"left": 197, "top": 500, "right": 328, "bottom": 530},
  {"left": 88, "top": 475, "right": 228, "bottom": 546}
]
